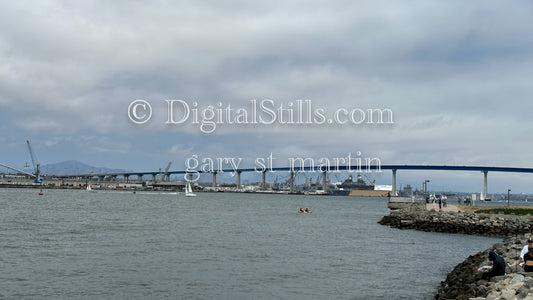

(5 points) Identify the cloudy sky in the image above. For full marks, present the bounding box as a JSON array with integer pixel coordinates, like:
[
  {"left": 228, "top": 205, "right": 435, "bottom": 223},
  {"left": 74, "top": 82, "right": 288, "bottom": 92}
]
[{"left": 1, "top": 1, "right": 533, "bottom": 193}]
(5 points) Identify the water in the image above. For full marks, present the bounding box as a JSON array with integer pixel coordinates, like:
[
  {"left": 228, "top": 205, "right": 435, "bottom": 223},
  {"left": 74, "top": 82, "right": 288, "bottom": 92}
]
[{"left": 0, "top": 188, "right": 501, "bottom": 299}]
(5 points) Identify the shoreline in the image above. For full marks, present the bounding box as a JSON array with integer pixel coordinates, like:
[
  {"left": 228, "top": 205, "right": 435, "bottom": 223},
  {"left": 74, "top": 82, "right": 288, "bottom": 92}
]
[
  {"left": 379, "top": 202, "right": 533, "bottom": 299},
  {"left": 435, "top": 234, "right": 533, "bottom": 300}
]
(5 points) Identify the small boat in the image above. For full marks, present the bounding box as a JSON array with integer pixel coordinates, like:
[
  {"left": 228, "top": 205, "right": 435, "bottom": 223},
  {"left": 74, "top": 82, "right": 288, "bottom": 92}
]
[
  {"left": 185, "top": 182, "right": 196, "bottom": 197},
  {"left": 86, "top": 184, "right": 97, "bottom": 193}
]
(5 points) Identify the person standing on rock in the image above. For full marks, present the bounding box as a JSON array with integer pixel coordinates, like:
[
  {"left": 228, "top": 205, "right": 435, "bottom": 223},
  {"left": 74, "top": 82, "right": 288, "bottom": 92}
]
[{"left": 481, "top": 251, "right": 505, "bottom": 280}]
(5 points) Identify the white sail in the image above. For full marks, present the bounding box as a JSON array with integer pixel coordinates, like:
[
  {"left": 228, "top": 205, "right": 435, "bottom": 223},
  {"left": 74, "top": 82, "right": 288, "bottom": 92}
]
[
  {"left": 86, "top": 183, "right": 96, "bottom": 192},
  {"left": 185, "top": 182, "right": 196, "bottom": 197}
]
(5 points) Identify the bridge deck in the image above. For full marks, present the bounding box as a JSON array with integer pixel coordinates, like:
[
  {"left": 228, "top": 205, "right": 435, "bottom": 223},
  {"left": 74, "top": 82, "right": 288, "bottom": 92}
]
[{"left": 59, "top": 165, "right": 533, "bottom": 178}]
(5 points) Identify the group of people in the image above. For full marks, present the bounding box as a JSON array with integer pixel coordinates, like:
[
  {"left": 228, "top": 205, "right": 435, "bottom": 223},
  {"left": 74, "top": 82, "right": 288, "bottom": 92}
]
[
  {"left": 427, "top": 194, "right": 447, "bottom": 210},
  {"left": 298, "top": 208, "right": 312, "bottom": 213},
  {"left": 481, "top": 238, "right": 533, "bottom": 280},
  {"left": 457, "top": 196, "right": 473, "bottom": 205}
]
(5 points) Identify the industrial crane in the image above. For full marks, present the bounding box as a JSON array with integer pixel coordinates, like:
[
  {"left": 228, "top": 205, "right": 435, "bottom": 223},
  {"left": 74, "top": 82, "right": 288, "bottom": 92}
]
[
  {"left": 0, "top": 140, "right": 42, "bottom": 183},
  {"left": 26, "top": 140, "right": 43, "bottom": 183},
  {"left": 364, "top": 174, "right": 375, "bottom": 186},
  {"left": 163, "top": 162, "right": 172, "bottom": 181}
]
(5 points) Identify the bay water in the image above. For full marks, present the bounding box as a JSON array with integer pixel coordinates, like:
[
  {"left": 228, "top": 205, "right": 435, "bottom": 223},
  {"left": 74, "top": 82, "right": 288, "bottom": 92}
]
[{"left": 0, "top": 188, "right": 501, "bottom": 299}]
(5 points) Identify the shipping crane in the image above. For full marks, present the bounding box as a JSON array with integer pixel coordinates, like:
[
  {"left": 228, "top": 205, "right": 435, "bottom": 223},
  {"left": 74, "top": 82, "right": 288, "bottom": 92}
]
[
  {"left": 364, "top": 174, "right": 375, "bottom": 186},
  {"left": 26, "top": 140, "right": 42, "bottom": 183},
  {"left": 0, "top": 140, "right": 42, "bottom": 183},
  {"left": 163, "top": 162, "right": 172, "bottom": 181},
  {"left": 0, "top": 162, "right": 36, "bottom": 178}
]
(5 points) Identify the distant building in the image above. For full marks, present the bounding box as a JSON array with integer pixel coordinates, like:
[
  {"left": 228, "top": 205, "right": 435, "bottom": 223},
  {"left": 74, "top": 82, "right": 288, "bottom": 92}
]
[{"left": 401, "top": 184, "right": 413, "bottom": 197}]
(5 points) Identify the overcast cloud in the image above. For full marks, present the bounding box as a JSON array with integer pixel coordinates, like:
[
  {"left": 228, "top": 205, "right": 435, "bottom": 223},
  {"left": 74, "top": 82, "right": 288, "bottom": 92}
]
[{"left": 1, "top": 1, "right": 533, "bottom": 192}]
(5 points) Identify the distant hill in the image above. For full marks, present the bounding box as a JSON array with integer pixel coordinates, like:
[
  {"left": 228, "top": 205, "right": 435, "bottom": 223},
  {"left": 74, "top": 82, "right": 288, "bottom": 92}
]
[{"left": 40, "top": 160, "right": 126, "bottom": 175}]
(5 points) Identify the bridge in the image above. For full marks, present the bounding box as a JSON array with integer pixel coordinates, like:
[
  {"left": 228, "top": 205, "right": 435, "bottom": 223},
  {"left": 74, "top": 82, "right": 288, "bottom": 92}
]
[{"left": 51, "top": 165, "right": 533, "bottom": 197}]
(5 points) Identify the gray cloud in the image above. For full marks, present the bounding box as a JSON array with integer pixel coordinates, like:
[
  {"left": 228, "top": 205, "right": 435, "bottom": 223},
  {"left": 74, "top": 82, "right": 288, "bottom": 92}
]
[{"left": 1, "top": 1, "right": 533, "bottom": 191}]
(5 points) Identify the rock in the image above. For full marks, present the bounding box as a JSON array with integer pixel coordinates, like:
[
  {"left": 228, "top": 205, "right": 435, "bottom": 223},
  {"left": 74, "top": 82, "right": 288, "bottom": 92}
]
[
  {"left": 510, "top": 274, "right": 526, "bottom": 284},
  {"left": 400, "top": 219, "right": 414, "bottom": 226},
  {"left": 491, "top": 275, "right": 507, "bottom": 283},
  {"left": 524, "top": 277, "right": 533, "bottom": 288},
  {"left": 516, "top": 285, "right": 530, "bottom": 298},
  {"left": 486, "top": 290, "right": 501, "bottom": 300},
  {"left": 476, "top": 284, "right": 490, "bottom": 295},
  {"left": 496, "top": 277, "right": 512, "bottom": 291},
  {"left": 524, "top": 293, "right": 533, "bottom": 300},
  {"left": 499, "top": 288, "right": 516, "bottom": 299},
  {"left": 507, "top": 281, "right": 524, "bottom": 291}
]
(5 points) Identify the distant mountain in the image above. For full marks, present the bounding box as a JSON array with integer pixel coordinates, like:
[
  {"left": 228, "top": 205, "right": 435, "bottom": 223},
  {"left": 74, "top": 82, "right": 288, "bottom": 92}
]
[{"left": 40, "top": 160, "right": 126, "bottom": 175}]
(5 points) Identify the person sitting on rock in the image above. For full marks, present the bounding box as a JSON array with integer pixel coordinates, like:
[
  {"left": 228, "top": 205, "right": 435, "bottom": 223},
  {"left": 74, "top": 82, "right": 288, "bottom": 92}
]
[
  {"left": 509, "top": 238, "right": 533, "bottom": 268},
  {"left": 523, "top": 245, "right": 533, "bottom": 272},
  {"left": 481, "top": 251, "right": 505, "bottom": 280}
]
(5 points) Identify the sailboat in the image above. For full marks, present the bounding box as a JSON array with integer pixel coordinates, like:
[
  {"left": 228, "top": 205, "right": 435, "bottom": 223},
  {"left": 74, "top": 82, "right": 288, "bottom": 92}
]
[
  {"left": 185, "top": 182, "right": 196, "bottom": 197},
  {"left": 86, "top": 182, "right": 97, "bottom": 193},
  {"left": 480, "top": 191, "right": 491, "bottom": 201}
]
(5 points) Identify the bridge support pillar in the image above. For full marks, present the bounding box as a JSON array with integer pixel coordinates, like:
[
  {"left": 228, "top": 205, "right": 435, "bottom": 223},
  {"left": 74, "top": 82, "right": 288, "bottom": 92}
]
[
  {"left": 483, "top": 171, "right": 488, "bottom": 200},
  {"left": 152, "top": 174, "right": 157, "bottom": 183},
  {"left": 392, "top": 169, "right": 397, "bottom": 196},
  {"left": 262, "top": 171, "right": 266, "bottom": 190},
  {"left": 212, "top": 172, "right": 217, "bottom": 188},
  {"left": 322, "top": 171, "right": 327, "bottom": 194},
  {"left": 237, "top": 171, "right": 241, "bottom": 190},
  {"left": 289, "top": 172, "right": 294, "bottom": 193},
  {"left": 125, "top": 175, "right": 129, "bottom": 183}
]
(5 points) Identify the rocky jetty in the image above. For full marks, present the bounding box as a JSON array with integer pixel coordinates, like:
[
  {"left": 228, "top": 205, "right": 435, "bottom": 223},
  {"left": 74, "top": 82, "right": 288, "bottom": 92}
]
[
  {"left": 379, "top": 206, "right": 533, "bottom": 237},
  {"left": 435, "top": 234, "right": 533, "bottom": 300},
  {"left": 379, "top": 204, "right": 533, "bottom": 299}
]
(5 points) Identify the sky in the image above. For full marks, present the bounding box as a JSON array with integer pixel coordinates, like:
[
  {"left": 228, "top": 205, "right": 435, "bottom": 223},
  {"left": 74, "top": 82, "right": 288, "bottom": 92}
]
[{"left": 1, "top": 1, "right": 533, "bottom": 193}]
